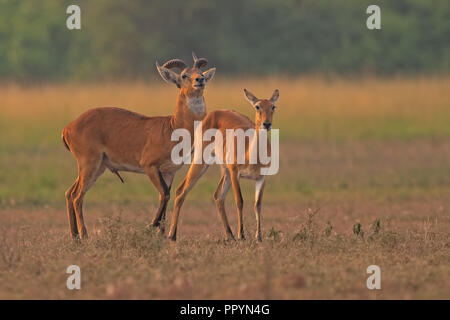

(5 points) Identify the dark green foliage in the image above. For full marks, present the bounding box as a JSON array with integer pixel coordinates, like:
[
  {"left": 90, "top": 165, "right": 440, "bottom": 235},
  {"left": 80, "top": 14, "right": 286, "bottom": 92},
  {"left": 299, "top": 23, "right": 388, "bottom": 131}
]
[{"left": 0, "top": 0, "right": 449, "bottom": 81}]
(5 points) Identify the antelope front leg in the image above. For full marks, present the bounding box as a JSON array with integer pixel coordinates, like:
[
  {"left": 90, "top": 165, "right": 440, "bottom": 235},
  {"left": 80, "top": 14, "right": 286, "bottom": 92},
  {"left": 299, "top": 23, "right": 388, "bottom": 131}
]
[
  {"left": 154, "top": 172, "right": 174, "bottom": 233},
  {"left": 168, "top": 163, "right": 209, "bottom": 241},
  {"left": 230, "top": 168, "right": 245, "bottom": 240},
  {"left": 254, "top": 177, "right": 265, "bottom": 242},
  {"left": 145, "top": 166, "right": 170, "bottom": 234}
]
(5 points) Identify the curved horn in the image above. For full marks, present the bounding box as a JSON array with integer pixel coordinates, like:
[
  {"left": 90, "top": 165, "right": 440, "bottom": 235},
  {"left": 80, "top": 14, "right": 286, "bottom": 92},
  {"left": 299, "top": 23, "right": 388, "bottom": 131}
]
[
  {"left": 194, "top": 58, "right": 208, "bottom": 69},
  {"left": 192, "top": 51, "right": 208, "bottom": 69},
  {"left": 162, "top": 59, "right": 187, "bottom": 71}
]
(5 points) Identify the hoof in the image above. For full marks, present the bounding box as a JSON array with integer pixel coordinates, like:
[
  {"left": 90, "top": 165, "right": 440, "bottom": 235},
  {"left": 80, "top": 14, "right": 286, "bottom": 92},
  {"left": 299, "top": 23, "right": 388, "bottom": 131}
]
[
  {"left": 157, "top": 225, "right": 165, "bottom": 234},
  {"left": 80, "top": 227, "right": 88, "bottom": 240},
  {"left": 167, "top": 233, "right": 177, "bottom": 242}
]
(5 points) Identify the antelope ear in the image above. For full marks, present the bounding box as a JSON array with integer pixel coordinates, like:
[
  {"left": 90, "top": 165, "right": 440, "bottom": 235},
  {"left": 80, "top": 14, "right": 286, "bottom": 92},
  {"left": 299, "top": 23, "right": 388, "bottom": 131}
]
[
  {"left": 270, "top": 89, "right": 280, "bottom": 103},
  {"left": 203, "top": 67, "right": 216, "bottom": 83},
  {"left": 243, "top": 89, "right": 258, "bottom": 105},
  {"left": 156, "top": 61, "right": 181, "bottom": 88}
]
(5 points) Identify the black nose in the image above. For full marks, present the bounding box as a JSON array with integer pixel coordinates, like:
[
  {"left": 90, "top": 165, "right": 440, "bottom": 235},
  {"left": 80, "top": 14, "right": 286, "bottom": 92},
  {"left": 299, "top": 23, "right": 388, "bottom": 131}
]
[
  {"left": 196, "top": 77, "right": 204, "bottom": 83},
  {"left": 263, "top": 122, "right": 271, "bottom": 129}
]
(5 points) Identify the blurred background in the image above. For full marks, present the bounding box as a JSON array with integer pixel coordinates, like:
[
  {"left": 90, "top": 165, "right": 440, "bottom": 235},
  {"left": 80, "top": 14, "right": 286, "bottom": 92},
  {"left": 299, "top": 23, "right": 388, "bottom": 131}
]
[
  {"left": 0, "top": 0, "right": 449, "bottom": 299},
  {"left": 0, "top": 0, "right": 449, "bottom": 207},
  {"left": 0, "top": 0, "right": 450, "bottom": 208},
  {"left": 0, "top": 0, "right": 449, "bottom": 82}
]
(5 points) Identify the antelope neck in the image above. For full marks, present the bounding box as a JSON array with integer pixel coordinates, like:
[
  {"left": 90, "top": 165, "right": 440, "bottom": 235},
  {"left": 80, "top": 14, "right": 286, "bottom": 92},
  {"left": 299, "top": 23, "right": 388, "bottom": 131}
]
[{"left": 171, "top": 91, "right": 206, "bottom": 134}]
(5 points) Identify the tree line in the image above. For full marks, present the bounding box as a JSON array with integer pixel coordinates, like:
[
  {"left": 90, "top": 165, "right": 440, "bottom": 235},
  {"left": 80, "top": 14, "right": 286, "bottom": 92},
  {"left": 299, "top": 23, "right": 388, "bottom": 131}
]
[{"left": 0, "top": 0, "right": 449, "bottom": 81}]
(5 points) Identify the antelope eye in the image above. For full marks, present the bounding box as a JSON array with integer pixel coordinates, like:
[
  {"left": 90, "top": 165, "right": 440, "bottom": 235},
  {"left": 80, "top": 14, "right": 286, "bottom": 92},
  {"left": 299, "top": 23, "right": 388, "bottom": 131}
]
[
  {"left": 272, "top": 105, "right": 276, "bottom": 111},
  {"left": 182, "top": 74, "right": 188, "bottom": 79},
  {"left": 255, "top": 105, "right": 260, "bottom": 110}
]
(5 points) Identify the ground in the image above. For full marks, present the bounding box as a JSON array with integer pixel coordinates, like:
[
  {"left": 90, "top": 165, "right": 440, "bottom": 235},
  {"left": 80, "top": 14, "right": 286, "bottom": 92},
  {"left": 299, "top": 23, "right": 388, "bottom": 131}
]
[{"left": 0, "top": 77, "right": 449, "bottom": 299}]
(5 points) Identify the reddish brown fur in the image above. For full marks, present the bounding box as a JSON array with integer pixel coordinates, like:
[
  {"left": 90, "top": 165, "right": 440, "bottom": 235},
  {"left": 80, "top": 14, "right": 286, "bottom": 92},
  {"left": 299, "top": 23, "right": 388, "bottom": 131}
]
[
  {"left": 62, "top": 55, "right": 215, "bottom": 239},
  {"left": 168, "top": 89, "right": 279, "bottom": 241}
]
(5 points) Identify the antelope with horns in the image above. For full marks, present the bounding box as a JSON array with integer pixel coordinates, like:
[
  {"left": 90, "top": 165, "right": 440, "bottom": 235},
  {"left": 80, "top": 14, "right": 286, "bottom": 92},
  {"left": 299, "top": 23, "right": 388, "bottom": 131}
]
[
  {"left": 62, "top": 53, "right": 216, "bottom": 240},
  {"left": 168, "top": 89, "right": 279, "bottom": 241}
]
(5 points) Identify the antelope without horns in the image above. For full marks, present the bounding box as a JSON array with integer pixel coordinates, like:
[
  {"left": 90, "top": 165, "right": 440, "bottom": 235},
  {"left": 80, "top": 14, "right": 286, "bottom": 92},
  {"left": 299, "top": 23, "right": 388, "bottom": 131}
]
[
  {"left": 168, "top": 88, "right": 280, "bottom": 241},
  {"left": 62, "top": 53, "right": 215, "bottom": 240}
]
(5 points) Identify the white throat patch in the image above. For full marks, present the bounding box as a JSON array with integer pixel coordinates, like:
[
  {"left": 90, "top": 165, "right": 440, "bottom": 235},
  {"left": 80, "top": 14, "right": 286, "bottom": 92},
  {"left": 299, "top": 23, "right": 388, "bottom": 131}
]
[{"left": 187, "top": 97, "right": 206, "bottom": 115}]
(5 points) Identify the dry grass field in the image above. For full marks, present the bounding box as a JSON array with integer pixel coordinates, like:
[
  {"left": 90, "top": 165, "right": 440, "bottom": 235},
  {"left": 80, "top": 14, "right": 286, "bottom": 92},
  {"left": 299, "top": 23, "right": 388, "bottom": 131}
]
[{"left": 0, "top": 76, "right": 449, "bottom": 299}]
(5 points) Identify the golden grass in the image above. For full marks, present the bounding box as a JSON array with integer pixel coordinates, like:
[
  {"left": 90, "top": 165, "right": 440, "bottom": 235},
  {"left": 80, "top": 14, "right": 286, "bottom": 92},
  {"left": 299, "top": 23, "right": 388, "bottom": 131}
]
[
  {"left": 0, "top": 201, "right": 449, "bottom": 299},
  {"left": 1, "top": 75, "right": 449, "bottom": 125},
  {"left": 1, "top": 75, "right": 449, "bottom": 145},
  {"left": 0, "top": 76, "right": 449, "bottom": 299}
]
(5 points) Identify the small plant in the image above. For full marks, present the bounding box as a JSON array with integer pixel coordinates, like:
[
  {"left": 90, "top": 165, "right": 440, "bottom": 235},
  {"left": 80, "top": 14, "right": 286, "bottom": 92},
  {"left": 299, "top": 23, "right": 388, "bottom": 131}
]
[
  {"left": 293, "top": 208, "right": 319, "bottom": 247},
  {"left": 0, "top": 238, "right": 21, "bottom": 270},
  {"left": 129, "top": 226, "right": 165, "bottom": 257},
  {"left": 95, "top": 213, "right": 126, "bottom": 255},
  {"left": 367, "top": 218, "right": 382, "bottom": 241},
  {"left": 353, "top": 223, "right": 364, "bottom": 239},
  {"left": 379, "top": 231, "right": 398, "bottom": 248},
  {"left": 267, "top": 227, "right": 282, "bottom": 242},
  {"left": 423, "top": 218, "right": 436, "bottom": 242},
  {"left": 105, "top": 215, "right": 122, "bottom": 245},
  {"left": 371, "top": 219, "right": 381, "bottom": 235},
  {"left": 324, "top": 221, "right": 333, "bottom": 237},
  {"left": 293, "top": 228, "right": 307, "bottom": 242}
]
